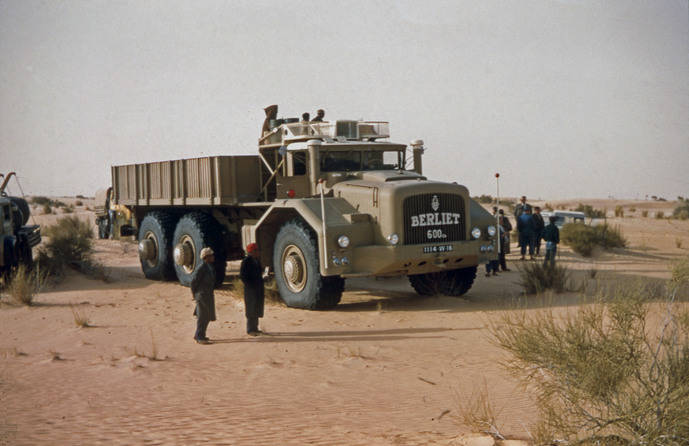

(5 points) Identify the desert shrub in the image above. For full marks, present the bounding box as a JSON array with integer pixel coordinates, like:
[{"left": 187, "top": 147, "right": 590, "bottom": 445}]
[
  {"left": 561, "top": 223, "right": 627, "bottom": 257},
  {"left": 42, "top": 204, "right": 52, "bottom": 214},
  {"left": 3, "top": 265, "right": 45, "bottom": 305},
  {"left": 75, "top": 200, "right": 83, "bottom": 206},
  {"left": 479, "top": 194, "right": 494, "bottom": 204},
  {"left": 671, "top": 257, "right": 689, "bottom": 299},
  {"left": 61, "top": 204, "right": 75, "bottom": 214},
  {"left": 39, "top": 216, "right": 107, "bottom": 280},
  {"left": 673, "top": 199, "right": 689, "bottom": 220},
  {"left": 544, "top": 202, "right": 554, "bottom": 211},
  {"left": 629, "top": 207, "right": 636, "bottom": 212},
  {"left": 491, "top": 287, "right": 689, "bottom": 445},
  {"left": 656, "top": 211, "right": 665, "bottom": 219},
  {"left": 31, "top": 196, "right": 51, "bottom": 206},
  {"left": 42, "top": 216, "right": 93, "bottom": 266},
  {"left": 641, "top": 210, "right": 649, "bottom": 218},
  {"left": 614, "top": 205, "right": 624, "bottom": 218},
  {"left": 575, "top": 203, "right": 606, "bottom": 218},
  {"left": 677, "top": 238, "right": 684, "bottom": 249},
  {"left": 519, "top": 262, "right": 572, "bottom": 294}
]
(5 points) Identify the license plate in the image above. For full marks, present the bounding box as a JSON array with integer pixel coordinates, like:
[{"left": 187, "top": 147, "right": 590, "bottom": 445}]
[{"left": 423, "top": 245, "right": 453, "bottom": 253}]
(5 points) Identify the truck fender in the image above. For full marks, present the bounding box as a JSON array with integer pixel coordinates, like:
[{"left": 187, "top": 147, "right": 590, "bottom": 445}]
[{"left": 250, "top": 198, "right": 364, "bottom": 274}]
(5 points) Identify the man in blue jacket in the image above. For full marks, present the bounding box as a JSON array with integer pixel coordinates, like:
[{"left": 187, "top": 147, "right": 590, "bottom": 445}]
[{"left": 517, "top": 208, "right": 536, "bottom": 260}]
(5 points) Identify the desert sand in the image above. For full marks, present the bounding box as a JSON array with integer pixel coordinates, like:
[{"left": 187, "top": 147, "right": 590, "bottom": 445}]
[{"left": 1, "top": 199, "right": 687, "bottom": 445}]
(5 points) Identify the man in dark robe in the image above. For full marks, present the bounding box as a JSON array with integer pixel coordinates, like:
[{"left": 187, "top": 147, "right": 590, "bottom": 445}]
[
  {"left": 240, "top": 243, "right": 265, "bottom": 336},
  {"left": 498, "top": 209, "right": 512, "bottom": 271},
  {"left": 532, "top": 206, "right": 545, "bottom": 256},
  {"left": 191, "top": 247, "right": 217, "bottom": 344}
]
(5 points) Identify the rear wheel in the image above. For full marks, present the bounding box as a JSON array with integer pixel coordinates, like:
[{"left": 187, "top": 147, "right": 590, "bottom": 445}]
[
  {"left": 273, "top": 220, "right": 344, "bottom": 310},
  {"left": 172, "top": 212, "right": 226, "bottom": 287},
  {"left": 138, "top": 212, "right": 177, "bottom": 280},
  {"left": 408, "top": 266, "right": 477, "bottom": 297}
]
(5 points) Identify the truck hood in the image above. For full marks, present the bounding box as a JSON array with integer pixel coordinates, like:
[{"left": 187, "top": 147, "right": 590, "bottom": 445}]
[{"left": 358, "top": 170, "right": 426, "bottom": 182}]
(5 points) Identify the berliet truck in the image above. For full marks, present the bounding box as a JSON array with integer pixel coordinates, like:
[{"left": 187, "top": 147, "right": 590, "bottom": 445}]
[{"left": 103, "top": 111, "right": 497, "bottom": 309}]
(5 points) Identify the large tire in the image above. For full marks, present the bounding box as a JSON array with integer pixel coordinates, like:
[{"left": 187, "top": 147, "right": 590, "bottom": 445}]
[
  {"left": 273, "top": 220, "right": 344, "bottom": 310},
  {"left": 138, "top": 212, "right": 177, "bottom": 281},
  {"left": 171, "top": 212, "right": 226, "bottom": 287},
  {"left": 408, "top": 266, "right": 477, "bottom": 297}
]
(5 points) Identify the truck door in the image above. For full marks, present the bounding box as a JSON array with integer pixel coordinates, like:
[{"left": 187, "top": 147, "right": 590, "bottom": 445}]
[{"left": 276, "top": 150, "right": 311, "bottom": 199}]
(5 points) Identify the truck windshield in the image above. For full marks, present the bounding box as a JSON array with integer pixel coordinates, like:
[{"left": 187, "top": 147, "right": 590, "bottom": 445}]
[{"left": 321, "top": 150, "right": 404, "bottom": 172}]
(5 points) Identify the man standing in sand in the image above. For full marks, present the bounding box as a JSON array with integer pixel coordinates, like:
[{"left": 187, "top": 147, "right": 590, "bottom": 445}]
[
  {"left": 240, "top": 243, "right": 265, "bottom": 336},
  {"left": 532, "top": 206, "right": 545, "bottom": 256},
  {"left": 191, "top": 247, "right": 217, "bottom": 344}
]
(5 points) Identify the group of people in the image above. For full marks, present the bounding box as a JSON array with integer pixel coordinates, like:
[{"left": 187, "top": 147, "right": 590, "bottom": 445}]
[
  {"left": 485, "top": 195, "right": 561, "bottom": 277},
  {"left": 190, "top": 243, "right": 266, "bottom": 344},
  {"left": 261, "top": 105, "right": 327, "bottom": 137}
]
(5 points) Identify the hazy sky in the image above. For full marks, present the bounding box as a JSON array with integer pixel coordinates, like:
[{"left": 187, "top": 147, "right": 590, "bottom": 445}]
[{"left": 1, "top": 0, "right": 687, "bottom": 200}]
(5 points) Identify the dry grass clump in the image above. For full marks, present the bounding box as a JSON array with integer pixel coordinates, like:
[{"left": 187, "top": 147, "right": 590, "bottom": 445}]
[
  {"left": 2, "top": 265, "right": 46, "bottom": 306},
  {"left": 614, "top": 205, "right": 624, "bottom": 217},
  {"left": 561, "top": 223, "right": 626, "bottom": 257},
  {"left": 519, "top": 262, "right": 572, "bottom": 295},
  {"left": 131, "top": 330, "right": 165, "bottom": 361},
  {"left": 641, "top": 210, "right": 649, "bottom": 218},
  {"left": 455, "top": 382, "right": 505, "bottom": 440},
  {"left": 71, "top": 305, "right": 90, "bottom": 328},
  {"left": 490, "top": 285, "right": 689, "bottom": 445}
]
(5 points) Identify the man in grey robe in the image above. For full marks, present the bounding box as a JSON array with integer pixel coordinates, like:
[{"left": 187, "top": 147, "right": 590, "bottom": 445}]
[{"left": 191, "top": 247, "right": 216, "bottom": 344}]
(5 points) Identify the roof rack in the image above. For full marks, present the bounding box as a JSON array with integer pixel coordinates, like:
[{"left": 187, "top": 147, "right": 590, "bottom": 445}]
[{"left": 259, "top": 120, "right": 390, "bottom": 149}]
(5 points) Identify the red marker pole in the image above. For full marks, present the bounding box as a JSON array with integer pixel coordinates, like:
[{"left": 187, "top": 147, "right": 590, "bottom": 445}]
[{"left": 495, "top": 173, "right": 501, "bottom": 254}]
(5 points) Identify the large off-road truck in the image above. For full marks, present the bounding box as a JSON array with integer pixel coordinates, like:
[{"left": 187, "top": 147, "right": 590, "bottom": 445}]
[
  {"left": 104, "top": 112, "right": 497, "bottom": 309},
  {"left": 0, "top": 172, "right": 41, "bottom": 277}
]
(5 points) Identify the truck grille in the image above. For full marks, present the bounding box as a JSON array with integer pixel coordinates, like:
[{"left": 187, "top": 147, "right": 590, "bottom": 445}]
[{"left": 403, "top": 193, "right": 466, "bottom": 245}]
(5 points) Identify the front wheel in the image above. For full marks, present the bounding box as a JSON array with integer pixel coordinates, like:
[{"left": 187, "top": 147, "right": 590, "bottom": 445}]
[
  {"left": 273, "top": 220, "right": 344, "bottom": 310},
  {"left": 408, "top": 266, "right": 477, "bottom": 297}
]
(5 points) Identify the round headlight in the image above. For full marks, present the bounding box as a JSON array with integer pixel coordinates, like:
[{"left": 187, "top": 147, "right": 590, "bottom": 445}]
[
  {"left": 337, "top": 235, "right": 350, "bottom": 248},
  {"left": 487, "top": 225, "right": 497, "bottom": 237},
  {"left": 471, "top": 227, "right": 481, "bottom": 239},
  {"left": 387, "top": 233, "right": 400, "bottom": 245},
  {"left": 341, "top": 256, "right": 349, "bottom": 265}
]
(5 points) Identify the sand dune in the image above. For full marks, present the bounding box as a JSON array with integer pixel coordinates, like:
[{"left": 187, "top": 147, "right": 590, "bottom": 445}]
[{"left": 1, "top": 200, "right": 687, "bottom": 445}]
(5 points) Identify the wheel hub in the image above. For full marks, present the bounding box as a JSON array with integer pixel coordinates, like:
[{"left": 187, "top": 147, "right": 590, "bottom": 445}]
[
  {"left": 173, "top": 242, "right": 193, "bottom": 267},
  {"left": 138, "top": 238, "right": 156, "bottom": 261},
  {"left": 175, "top": 235, "right": 196, "bottom": 274},
  {"left": 281, "top": 245, "right": 307, "bottom": 293}
]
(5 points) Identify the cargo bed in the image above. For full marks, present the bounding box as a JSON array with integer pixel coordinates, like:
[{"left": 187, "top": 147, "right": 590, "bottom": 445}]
[{"left": 112, "top": 155, "right": 263, "bottom": 206}]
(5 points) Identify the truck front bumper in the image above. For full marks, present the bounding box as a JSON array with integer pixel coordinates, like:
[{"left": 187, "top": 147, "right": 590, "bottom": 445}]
[{"left": 324, "top": 239, "right": 497, "bottom": 277}]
